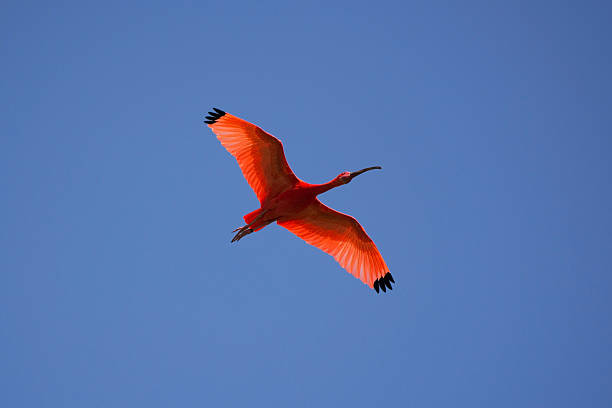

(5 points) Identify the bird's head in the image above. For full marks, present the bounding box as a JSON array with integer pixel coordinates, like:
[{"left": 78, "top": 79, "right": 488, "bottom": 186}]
[{"left": 336, "top": 166, "right": 382, "bottom": 185}]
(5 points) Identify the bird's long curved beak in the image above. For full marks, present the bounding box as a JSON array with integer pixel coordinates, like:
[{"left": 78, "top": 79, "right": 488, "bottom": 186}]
[{"left": 349, "top": 166, "right": 382, "bottom": 180}]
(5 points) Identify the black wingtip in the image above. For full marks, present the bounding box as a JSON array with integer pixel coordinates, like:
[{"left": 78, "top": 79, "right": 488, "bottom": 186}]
[
  {"left": 373, "top": 272, "right": 395, "bottom": 294},
  {"left": 203, "top": 107, "right": 226, "bottom": 125}
]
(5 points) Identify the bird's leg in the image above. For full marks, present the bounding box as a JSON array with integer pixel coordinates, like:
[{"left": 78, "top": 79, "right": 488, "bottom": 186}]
[
  {"left": 231, "top": 210, "right": 269, "bottom": 243},
  {"left": 232, "top": 209, "right": 269, "bottom": 232}
]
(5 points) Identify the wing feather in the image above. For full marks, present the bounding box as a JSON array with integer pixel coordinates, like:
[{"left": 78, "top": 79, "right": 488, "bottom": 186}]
[
  {"left": 206, "top": 109, "right": 299, "bottom": 203},
  {"left": 277, "top": 199, "right": 393, "bottom": 290}
]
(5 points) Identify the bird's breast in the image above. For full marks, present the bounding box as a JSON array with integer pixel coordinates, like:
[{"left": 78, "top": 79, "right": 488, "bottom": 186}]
[{"left": 266, "top": 186, "right": 316, "bottom": 217}]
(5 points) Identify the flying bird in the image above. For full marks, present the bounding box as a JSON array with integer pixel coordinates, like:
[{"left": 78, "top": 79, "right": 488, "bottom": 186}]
[{"left": 204, "top": 108, "right": 394, "bottom": 293}]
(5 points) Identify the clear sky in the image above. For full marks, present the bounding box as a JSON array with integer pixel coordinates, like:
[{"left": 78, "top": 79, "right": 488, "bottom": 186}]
[{"left": 2, "top": 1, "right": 611, "bottom": 407}]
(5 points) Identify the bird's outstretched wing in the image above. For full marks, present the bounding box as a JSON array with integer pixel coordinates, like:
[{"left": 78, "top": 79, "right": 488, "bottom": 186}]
[
  {"left": 205, "top": 108, "right": 299, "bottom": 203},
  {"left": 277, "top": 199, "right": 394, "bottom": 292}
]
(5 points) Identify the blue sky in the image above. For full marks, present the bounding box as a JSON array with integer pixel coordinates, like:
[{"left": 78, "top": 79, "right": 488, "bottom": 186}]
[{"left": 2, "top": 1, "right": 611, "bottom": 406}]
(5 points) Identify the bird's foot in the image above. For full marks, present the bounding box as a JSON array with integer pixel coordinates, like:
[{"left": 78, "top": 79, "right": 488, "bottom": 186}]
[{"left": 231, "top": 226, "right": 253, "bottom": 243}]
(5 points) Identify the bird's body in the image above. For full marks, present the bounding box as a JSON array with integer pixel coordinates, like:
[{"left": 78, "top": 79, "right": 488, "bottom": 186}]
[
  {"left": 243, "top": 180, "right": 345, "bottom": 230},
  {"left": 205, "top": 108, "right": 394, "bottom": 293}
]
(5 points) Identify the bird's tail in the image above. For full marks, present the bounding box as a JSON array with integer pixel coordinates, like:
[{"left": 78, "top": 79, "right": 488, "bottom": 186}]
[{"left": 243, "top": 208, "right": 267, "bottom": 231}]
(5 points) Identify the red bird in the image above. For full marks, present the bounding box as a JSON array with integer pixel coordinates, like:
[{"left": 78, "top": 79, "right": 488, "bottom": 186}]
[{"left": 205, "top": 108, "right": 394, "bottom": 293}]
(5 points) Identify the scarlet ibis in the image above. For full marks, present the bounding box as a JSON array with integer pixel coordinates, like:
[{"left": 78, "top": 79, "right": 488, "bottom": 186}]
[{"left": 204, "top": 108, "right": 394, "bottom": 293}]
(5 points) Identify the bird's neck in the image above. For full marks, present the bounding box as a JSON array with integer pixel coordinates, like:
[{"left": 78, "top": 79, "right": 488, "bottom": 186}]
[{"left": 307, "top": 179, "right": 342, "bottom": 196}]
